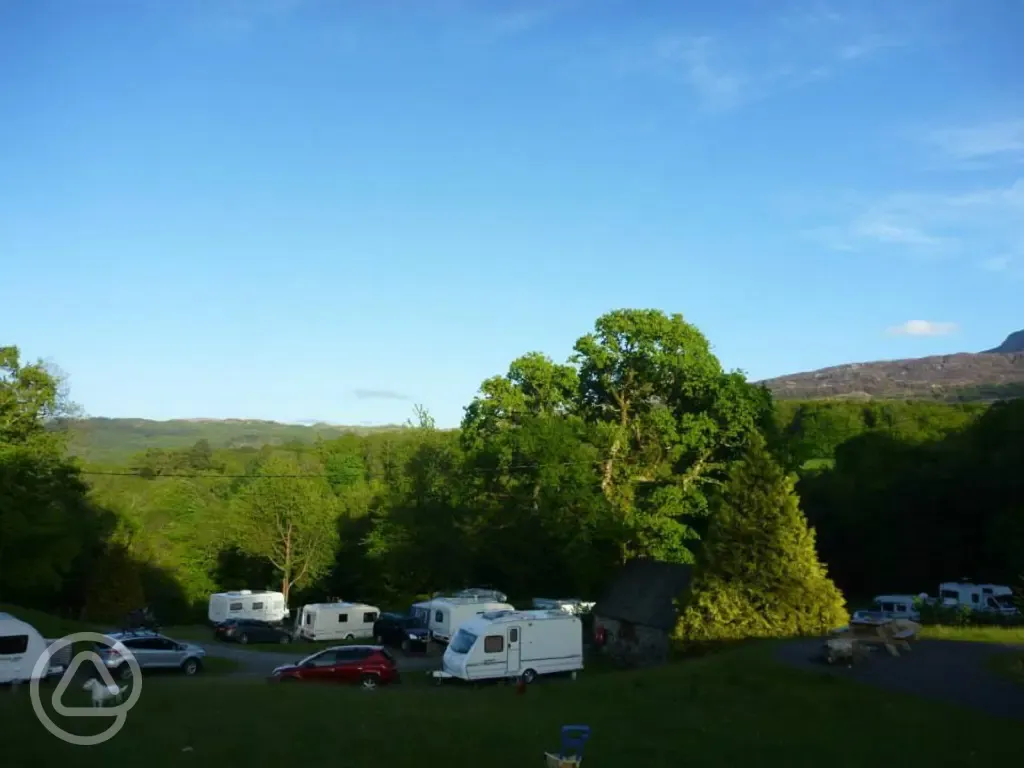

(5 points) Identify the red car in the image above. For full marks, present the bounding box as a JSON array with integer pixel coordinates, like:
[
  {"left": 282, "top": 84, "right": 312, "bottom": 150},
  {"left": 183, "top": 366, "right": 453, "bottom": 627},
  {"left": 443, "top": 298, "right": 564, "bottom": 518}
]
[{"left": 270, "top": 645, "right": 399, "bottom": 689}]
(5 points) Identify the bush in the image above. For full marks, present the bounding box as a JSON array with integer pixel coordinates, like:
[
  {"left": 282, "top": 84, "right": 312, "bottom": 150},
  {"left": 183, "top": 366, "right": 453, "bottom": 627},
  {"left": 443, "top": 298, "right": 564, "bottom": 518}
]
[
  {"left": 676, "top": 434, "right": 849, "bottom": 643},
  {"left": 917, "top": 600, "right": 1024, "bottom": 628}
]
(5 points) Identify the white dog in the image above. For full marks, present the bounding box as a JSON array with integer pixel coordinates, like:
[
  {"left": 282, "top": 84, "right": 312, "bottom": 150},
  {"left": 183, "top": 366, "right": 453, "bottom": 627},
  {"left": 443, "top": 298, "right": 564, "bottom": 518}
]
[{"left": 82, "top": 678, "right": 128, "bottom": 707}]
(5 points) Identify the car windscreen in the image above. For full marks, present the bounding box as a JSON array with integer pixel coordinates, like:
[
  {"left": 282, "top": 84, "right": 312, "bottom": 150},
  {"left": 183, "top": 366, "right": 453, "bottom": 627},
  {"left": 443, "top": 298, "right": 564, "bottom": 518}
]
[{"left": 449, "top": 629, "right": 476, "bottom": 654}]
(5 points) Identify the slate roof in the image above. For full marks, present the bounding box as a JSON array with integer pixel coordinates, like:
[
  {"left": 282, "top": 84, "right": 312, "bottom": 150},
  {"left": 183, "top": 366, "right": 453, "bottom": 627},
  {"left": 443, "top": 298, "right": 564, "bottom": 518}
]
[{"left": 593, "top": 558, "right": 693, "bottom": 631}]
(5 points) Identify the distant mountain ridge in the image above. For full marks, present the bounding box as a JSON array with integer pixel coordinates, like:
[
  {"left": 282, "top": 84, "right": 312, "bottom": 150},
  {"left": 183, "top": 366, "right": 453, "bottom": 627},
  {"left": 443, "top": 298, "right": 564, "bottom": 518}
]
[
  {"left": 985, "top": 330, "right": 1024, "bottom": 354},
  {"left": 63, "top": 417, "right": 406, "bottom": 464},
  {"left": 761, "top": 329, "right": 1024, "bottom": 402}
]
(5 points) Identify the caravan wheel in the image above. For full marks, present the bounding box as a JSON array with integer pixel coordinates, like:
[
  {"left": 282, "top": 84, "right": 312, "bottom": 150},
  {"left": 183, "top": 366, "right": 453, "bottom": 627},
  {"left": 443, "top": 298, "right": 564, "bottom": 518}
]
[
  {"left": 521, "top": 669, "right": 538, "bottom": 684},
  {"left": 345, "top": 634, "right": 355, "bottom": 641}
]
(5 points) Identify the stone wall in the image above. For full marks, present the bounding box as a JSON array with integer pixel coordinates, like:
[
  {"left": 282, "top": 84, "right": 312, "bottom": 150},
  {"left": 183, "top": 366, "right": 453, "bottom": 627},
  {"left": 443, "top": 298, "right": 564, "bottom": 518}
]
[{"left": 593, "top": 615, "right": 670, "bottom": 667}]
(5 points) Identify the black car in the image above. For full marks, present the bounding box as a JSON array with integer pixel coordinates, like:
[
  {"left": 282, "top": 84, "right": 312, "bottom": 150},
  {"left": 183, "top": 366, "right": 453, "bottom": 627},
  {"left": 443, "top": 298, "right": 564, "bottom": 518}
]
[
  {"left": 372, "top": 612, "right": 429, "bottom": 652},
  {"left": 214, "top": 618, "right": 292, "bottom": 645}
]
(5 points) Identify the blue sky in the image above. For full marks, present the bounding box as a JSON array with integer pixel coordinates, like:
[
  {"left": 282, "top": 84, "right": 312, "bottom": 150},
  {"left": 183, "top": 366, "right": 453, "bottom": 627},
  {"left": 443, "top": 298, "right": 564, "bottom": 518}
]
[{"left": 2, "top": 0, "right": 1022, "bottom": 428}]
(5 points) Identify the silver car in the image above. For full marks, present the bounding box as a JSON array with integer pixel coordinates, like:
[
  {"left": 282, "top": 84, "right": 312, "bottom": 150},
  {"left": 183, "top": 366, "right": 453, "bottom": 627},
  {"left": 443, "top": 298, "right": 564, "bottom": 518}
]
[{"left": 96, "top": 630, "right": 206, "bottom": 680}]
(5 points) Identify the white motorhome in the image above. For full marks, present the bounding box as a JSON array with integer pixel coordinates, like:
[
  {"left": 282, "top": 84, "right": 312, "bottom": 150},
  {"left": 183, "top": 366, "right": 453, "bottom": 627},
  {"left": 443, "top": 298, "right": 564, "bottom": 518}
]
[
  {"left": 432, "top": 609, "right": 584, "bottom": 684},
  {"left": 295, "top": 602, "right": 380, "bottom": 641},
  {"left": 939, "top": 582, "right": 1018, "bottom": 614},
  {"left": 411, "top": 595, "right": 514, "bottom": 643},
  {"left": 0, "top": 612, "right": 65, "bottom": 684},
  {"left": 208, "top": 590, "right": 289, "bottom": 625}
]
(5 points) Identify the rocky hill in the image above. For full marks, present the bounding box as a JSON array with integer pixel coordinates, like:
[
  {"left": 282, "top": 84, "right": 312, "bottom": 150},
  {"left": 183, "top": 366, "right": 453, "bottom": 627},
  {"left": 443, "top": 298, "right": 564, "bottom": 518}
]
[
  {"left": 985, "top": 330, "right": 1024, "bottom": 354},
  {"left": 761, "top": 330, "right": 1024, "bottom": 402}
]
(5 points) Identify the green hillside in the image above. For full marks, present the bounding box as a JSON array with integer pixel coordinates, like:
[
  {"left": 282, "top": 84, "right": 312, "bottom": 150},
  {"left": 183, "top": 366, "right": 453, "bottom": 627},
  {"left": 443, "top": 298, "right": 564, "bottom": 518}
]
[{"left": 60, "top": 417, "right": 406, "bottom": 464}]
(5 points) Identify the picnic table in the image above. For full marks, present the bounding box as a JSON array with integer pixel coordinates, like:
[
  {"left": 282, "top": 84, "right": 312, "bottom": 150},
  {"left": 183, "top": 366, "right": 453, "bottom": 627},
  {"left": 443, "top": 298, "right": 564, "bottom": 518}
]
[
  {"left": 846, "top": 615, "right": 919, "bottom": 657},
  {"left": 824, "top": 614, "right": 920, "bottom": 664}
]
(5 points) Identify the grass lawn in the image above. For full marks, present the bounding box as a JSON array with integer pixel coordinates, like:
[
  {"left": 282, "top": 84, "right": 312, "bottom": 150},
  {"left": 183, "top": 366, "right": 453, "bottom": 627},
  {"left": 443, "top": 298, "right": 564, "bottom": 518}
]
[
  {"left": 920, "top": 625, "right": 1024, "bottom": 644},
  {"left": 1, "top": 642, "right": 1017, "bottom": 768}
]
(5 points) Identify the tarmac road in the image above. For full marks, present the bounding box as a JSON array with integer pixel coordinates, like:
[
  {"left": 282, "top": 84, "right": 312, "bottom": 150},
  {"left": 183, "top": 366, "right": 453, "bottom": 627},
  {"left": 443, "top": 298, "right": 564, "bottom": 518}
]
[
  {"left": 776, "top": 637, "right": 1024, "bottom": 721},
  {"left": 202, "top": 641, "right": 442, "bottom": 678}
]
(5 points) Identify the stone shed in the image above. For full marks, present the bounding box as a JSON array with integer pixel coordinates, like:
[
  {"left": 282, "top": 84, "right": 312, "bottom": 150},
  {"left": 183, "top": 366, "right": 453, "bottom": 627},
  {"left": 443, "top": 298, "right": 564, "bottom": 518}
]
[{"left": 592, "top": 558, "right": 693, "bottom": 666}]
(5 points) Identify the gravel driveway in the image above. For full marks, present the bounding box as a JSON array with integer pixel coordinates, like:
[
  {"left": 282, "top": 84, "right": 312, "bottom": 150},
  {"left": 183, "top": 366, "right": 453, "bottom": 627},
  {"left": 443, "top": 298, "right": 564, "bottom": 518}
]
[
  {"left": 776, "top": 638, "right": 1024, "bottom": 720},
  {"left": 202, "top": 642, "right": 441, "bottom": 678}
]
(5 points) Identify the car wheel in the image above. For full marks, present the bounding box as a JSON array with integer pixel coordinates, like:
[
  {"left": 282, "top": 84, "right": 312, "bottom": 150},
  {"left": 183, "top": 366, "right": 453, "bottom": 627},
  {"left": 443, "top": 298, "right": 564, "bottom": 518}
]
[
  {"left": 181, "top": 658, "right": 201, "bottom": 676},
  {"left": 279, "top": 634, "right": 290, "bottom": 644},
  {"left": 239, "top": 634, "right": 249, "bottom": 645},
  {"left": 521, "top": 668, "right": 538, "bottom": 684},
  {"left": 360, "top": 674, "right": 379, "bottom": 691},
  {"left": 117, "top": 664, "right": 134, "bottom": 682},
  {"left": 375, "top": 634, "right": 384, "bottom": 644},
  {"left": 401, "top": 639, "right": 410, "bottom": 652}
]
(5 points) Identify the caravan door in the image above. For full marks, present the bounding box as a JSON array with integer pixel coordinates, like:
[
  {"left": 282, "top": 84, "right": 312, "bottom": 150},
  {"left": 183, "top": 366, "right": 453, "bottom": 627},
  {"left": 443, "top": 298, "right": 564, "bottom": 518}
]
[{"left": 506, "top": 625, "right": 521, "bottom": 675}]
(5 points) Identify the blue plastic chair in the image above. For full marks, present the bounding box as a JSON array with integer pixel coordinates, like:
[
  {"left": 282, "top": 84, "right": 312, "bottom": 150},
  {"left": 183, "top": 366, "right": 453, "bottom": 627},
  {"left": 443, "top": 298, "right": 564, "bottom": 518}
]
[{"left": 559, "top": 725, "right": 591, "bottom": 760}]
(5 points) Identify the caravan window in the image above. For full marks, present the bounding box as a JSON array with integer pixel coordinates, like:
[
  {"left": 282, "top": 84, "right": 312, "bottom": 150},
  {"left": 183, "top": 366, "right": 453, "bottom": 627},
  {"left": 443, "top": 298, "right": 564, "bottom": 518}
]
[
  {"left": 252, "top": 602, "right": 264, "bottom": 611},
  {"left": 509, "top": 628, "right": 519, "bottom": 643},
  {"left": 940, "top": 590, "right": 958, "bottom": 601},
  {"left": 435, "top": 610, "right": 443, "bottom": 623},
  {"left": 338, "top": 614, "right": 348, "bottom": 623},
  {"left": 229, "top": 602, "right": 243, "bottom": 611},
  {"left": 0, "top": 635, "right": 29, "bottom": 655},
  {"left": 363, "top": 612, "right": 377, "bottom": 623},
  {"left": 305, "top": 613, "right": 312, "bottom": 625},
  {"left": 449, "top": 630, "right": 476, "bottom": 654},
  {"left": 484, "top": 635, "right": 504, "bottom": 653},
  {"left": 971, "top": 594, "right": 980, "bottom": 604}
]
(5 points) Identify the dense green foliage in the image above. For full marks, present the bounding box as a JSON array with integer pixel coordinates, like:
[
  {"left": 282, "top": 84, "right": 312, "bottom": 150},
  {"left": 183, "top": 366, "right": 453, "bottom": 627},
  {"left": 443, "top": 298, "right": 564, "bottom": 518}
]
[
  {"left": 799, "top": 398, "right": 1024, "bottom": 598},
  {"left": 4, "top": 309, "right": 1023, "bottom": 635},
  {"left": 771, "top": 399, "right": 987, "bottom": 468},
  {"left": 676, "top": 434, "right": 848, "bottom": 641}
]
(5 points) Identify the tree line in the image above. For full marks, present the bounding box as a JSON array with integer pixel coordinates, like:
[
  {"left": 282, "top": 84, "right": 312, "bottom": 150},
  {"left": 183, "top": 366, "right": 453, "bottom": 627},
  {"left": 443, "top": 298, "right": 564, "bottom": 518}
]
[{"left": 2, "top": 309, "right": 1020, "bottom": 638}]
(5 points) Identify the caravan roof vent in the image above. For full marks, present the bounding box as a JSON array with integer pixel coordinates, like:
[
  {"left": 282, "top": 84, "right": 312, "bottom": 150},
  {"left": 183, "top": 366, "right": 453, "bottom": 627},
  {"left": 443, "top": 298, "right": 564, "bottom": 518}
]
[{"left": 480, "top": 610, "right": 515, "bottom": 620}]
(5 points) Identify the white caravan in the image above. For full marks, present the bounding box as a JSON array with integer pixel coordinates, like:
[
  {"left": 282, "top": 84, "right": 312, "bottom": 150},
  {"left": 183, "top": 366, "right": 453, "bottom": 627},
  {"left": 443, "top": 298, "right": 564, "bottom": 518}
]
[
  {"left": 295, "top": 602, "right": 380, "bottom": 641},
  {"left": 869, "top": 594, "right": 924, "bottom": 621},
  {"left": 411, "top": 595, "right": 514, "bottom": 643},
  {"left": 938, "top": 582, "right": 1018, "bottom": 614},
  {"left": 432, "top": 609, "right": 584, "bottom": 684},
  {"left": 0, "top": 612, "right": 65, "bottom": 684},
  {"left": 208, "top": 590, "right": 289, "bottom": 625},
  {"left": 532, "top": 598, "right": 596, "bottom": 615}
]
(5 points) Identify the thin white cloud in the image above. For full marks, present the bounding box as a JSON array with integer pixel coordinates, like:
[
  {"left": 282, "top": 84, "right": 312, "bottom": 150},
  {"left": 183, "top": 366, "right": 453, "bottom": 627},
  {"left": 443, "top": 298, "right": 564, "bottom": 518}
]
[
  {"left": 982, "top": 255, "right": 1012, "bottom": 272},
  {"left": 808, "top": 179, "right": 1024, "bottom": 266},
  {"left": 489, "top": 6, "right": 562, "bottom": 35},
  {"left": 352, "top": 388, "right": 411, "bottom": 401},
  {"left": 851, "top": 215, "right": 943, "bottom": 247},
  {"left": 648, "top": 12, "right": 902, "bottom": 112},
  {"left": 837, "top": 35, "right": 898, "bottom": 61},
  {"left": 887, "top": 320, "right": 958, "bottom": 337},
  {"left": 929, "top": 120, "right": 1024, "bottom": 164},
  {"left": 186, "top": 0, "right": 309, "bottom": 41},
  {"left": 657, "top": 36, "right": 745, "bottom": 111}
]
